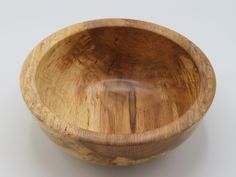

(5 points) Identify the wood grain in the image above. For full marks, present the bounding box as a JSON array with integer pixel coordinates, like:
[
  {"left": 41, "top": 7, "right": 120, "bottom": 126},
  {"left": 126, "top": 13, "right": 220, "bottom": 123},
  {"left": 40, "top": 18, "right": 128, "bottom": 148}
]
[{"left": 20, "top": 19, "right": 216, "bottom": 165}]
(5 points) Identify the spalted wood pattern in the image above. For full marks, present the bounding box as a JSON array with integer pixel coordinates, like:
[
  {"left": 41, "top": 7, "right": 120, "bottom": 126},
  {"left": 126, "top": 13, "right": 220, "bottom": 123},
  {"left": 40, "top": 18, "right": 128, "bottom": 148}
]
[
  {"left": 20, "top": 19, "right": 216, "bottom": 165},
  {"left": 36, "top": 27, "right": 200, "bottom": 134}
]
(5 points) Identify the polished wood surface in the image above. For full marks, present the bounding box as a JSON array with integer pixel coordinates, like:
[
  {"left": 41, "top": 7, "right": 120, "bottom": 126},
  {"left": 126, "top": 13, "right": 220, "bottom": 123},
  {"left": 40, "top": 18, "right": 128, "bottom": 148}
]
[{"left": 20, "top": 19, "right": 216, "bottom": 165}]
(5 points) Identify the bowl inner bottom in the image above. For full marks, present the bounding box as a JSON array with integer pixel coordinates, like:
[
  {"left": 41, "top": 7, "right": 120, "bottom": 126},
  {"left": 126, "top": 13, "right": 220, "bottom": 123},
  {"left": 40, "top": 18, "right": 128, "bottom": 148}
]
[{"left": 36, "top": 26, "right": 200, "bottom": 134}]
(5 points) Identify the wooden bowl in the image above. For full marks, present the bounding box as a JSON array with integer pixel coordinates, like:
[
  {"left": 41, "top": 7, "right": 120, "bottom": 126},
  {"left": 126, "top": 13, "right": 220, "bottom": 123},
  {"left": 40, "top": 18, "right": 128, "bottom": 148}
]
[{"left": 20, "top": 19, "right": 216, "bottom": 166}]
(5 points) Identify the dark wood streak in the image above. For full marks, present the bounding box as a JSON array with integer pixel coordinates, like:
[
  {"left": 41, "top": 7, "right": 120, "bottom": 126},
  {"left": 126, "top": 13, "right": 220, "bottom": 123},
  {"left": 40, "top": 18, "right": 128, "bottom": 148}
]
[
  {"left": 128, "top": 83, "right": 136, "bottom": 133},
  {"left": 87, "top": 108, "right": 90, "bottom": 127}
]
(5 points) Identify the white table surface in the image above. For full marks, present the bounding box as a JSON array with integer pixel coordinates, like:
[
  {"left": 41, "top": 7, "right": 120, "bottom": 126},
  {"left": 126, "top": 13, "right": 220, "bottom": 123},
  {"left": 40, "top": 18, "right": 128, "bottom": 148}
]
[{"left": 0, "top": 0, "right": 235, "bottom": 176}]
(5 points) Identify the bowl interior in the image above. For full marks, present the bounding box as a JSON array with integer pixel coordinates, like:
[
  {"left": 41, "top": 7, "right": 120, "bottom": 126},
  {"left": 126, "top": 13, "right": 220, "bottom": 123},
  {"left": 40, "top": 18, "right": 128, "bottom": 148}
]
[{"left": 36, "top": 26, "right": 200, "bottom": 134}]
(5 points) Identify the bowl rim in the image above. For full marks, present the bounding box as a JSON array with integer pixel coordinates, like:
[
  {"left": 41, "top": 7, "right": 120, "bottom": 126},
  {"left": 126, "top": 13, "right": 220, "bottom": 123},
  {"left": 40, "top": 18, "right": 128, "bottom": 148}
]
[{"left": 20, "top": 18, "right": 216, "bottom": 145}]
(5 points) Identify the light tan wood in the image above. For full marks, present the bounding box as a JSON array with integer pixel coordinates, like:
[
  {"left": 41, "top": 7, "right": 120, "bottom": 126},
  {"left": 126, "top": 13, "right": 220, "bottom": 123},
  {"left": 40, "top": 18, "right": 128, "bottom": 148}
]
[{"left": 20, "top": 19, "right": 216, "bottom": 165}]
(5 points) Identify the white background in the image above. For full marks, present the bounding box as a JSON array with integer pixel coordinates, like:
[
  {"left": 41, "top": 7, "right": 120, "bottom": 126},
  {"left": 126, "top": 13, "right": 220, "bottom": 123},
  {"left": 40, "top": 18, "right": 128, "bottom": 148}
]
[{"left": 0, "top": 0, "right": 235, "bottom": 176}]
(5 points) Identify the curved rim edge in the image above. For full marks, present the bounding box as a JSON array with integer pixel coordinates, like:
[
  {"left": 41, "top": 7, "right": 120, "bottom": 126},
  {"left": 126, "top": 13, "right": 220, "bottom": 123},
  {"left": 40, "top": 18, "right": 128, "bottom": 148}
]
[{"left": 20, "top": 18, "right": 216, "bottom": 146}]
